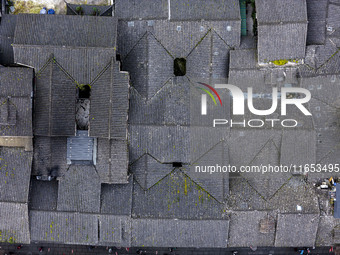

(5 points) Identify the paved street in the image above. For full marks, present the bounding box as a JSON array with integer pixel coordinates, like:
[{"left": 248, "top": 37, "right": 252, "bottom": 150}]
[{"left": 0, "top": 244, "right": 336, "bottom": 255}]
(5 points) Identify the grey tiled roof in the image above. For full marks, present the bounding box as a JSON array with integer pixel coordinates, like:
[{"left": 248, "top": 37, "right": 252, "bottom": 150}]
[
  {"left": 29, "top": 179, "right": 58, "bottom": 211},
  {"left": 13, "top": 14, "right": 117, "bottom": 85},
  {"left": 100, "top": 177, "right": 133, "bottom": 215},
  {"left": 57, "top": 165, "right": 101, "bottom": 213},
  {"left": 14, "top": 14, "right": 117, "bottom": 48},
  {"left": 98, "top": 215, "right": 131, "bottom": 246},
  {"left": 96, "top": 138, "right": 129, "bottom": 184},
  {"left": 130, "top": 154, "right": 174, "bottom": 190},
  {"left": 228, "top": 211, "right": 276, "bottom": 247},
  {"left": 0, "top": 147, "right": 32, "bottom": 203},
  {"left": 29, "top": 210, "right": 98, "bottom": 245},
  {"left": 132, "top": 169, "right": 225, "bottom": 219},
  {"left": 32, "top": 136, "right": 69, "bottom": 177},
  {"left": 256, "top": 0, "right": 308, "bottom": 23},
  {"left": 33, "top": 59, "right": 76, "bottom": 137},
  {"left": 114, "top": 0, "right": 168, "bottom": 20},
  {"left": 0, "top": 14, "right": 16, "bottom": 65},
  {"left": 169, "top": 0, "right": 240, "bottom": 21},
  {"left": 306, "top": 0, "right": 327, "bottom": 45},
  {"left": 275, "top": 213, "right": 319, "bottom": 247},
  {"left": 0, "top": 202, "right": 30, "bottom": 244},
  {"left": 131, "top": 218, "right": 229, "bottom": 247},
  {"left": 257, "top": 23, "right": 308, "bottom": 62},
  {"left": 229, "top": 49, "right": 257, "bottom": 70},
  {"left": 0, "top": 67, "right": 33, "bottom": 137},
  {"left": 256, "top": 0, "right": 308, "bottom": 62},
  {"left": 89, "top": 59, "right": 129, "bottom": 140}
]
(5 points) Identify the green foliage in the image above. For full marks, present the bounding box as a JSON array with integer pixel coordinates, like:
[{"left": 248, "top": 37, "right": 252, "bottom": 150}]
[
  {"left": 13, "top": 0, "right": 44, "bottom": 14},
  {"left": 92, "top": 7, "right": 100, "bottom": 16},
  {"left": 272, "top": 59, "right": 289, "bottom": 66},
  {"left": 75, "top": 5, "right": 84, "bottom": 15}
]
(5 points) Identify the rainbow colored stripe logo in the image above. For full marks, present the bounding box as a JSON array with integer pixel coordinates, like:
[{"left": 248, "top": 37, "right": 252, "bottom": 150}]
[{"left": 196, "top": 82, "right": 223, "bottom": 106}]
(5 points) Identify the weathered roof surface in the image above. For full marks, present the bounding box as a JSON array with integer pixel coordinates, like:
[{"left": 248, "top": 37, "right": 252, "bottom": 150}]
[
  {"left": 0, "top": 147, "right": 32, "bottom": 203},
  {"left": 256, "top": 0, "right": 308, "bottom": 23},
  {"left": 306, "top": 0, "right": 327, "bottom": 45},
  {"left": 256, "top": 0, "right": 308, "bottom": 62},
  {"left": 327, "top": 3, "right": 340, "bottom": 34},
  {"left": 57, "top": 165, "right": 101, "bottom": 213},
  {"left": 0, "top": 202, "right": 30, "bottom": 244},
  {"left": 117, "top": 20, "right": 237, "bottom": 66},
  {"left": 169, "top": 0, "right": 240, "bottom": 21},
  {"left": 300, "top": 75, "right": 340, "bottom": 179},
  {"left": 130, "top": 154, "right": 174, "bottom": 190},
  {"left": 228, "top": 211, "right": 276, "bottom": 247},
  {"left": 275, "top": 213, "right": 319, "bottom": 247},
  {"left": 100, "top": 177, "right": 133, "bottom": 215},
  {"left": 29, "top": 179, "right": 58, "bottom": 211},
  {"left": 30, "top": 210, "right": 98, "bottom": 245},
  {"left": 132, "top": 169, "right": 225, "bottom": 219},
  {"left": 280, "top": 130, "right": 316, "bottom": 167},
  {"left": 98, "top": 215, "right": 131, "bottom": 246},
  {"left": 34, "top": 59, "right": 76, "bottom": 137},
  {"left": 13, "top": 14, "right": 117, "bottom": 85},
  {"left": 14, "top": 14, "right": 117, "bottom": 48},
  {"left": 90, "top": 59, "right": 129, "bottom": 140},
  {"left": 0, "top": 67, "right": 33, "bottom": 137},
  {"left": 131, "top": 218, "right": 229, "bottom": 247},
  {"left": 96, "top": 138, "right": 129, "bottom": 184},
  {"left": 257, "top": 23, "right": 308, "bottom": 62},
  {"left": 66, "top": 3, "right": 113, "bottom": 16},
  {"left": 32, "top": 136, "right": 69, "bottom": 177},
  {"left": 229, "top": 49, "right": 257, "bottom": 70},
  {"left": 129, "top": 125, "right": 190, "bottom": 164},
  {"left": 0, "top": 14, "right": 16, "bottom": 65},
  {"left": 114, "top": 0, "right": 168, "bottom": 20}
]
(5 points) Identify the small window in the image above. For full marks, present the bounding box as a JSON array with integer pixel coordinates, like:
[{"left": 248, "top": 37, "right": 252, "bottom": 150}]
[{"left": 174, "top": 58, "right": 186, "bottom": 76}]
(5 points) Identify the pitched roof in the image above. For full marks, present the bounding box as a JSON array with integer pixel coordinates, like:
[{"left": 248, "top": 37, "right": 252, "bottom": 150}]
[
  {"left": 29, "top": 179, "right": 58, "bottom": 211},
  {"left": 33, "top": 59, "right": 76, "bottom": 137},
  {"left": 306, "top": 0, "right": 327, "bottom": 45},
  {"left": 100, "top": 178, "right": 133, "bottom": 215},
  {"left": 32, "top": 136, "right": 69, "bottom": 177},
  {"left": 258, "top": 23, "right": 308, "bottom": 62},
  {"left": 256, "top": 0, "right": 308, "bottom": 24},
  {"left": 57, "top": 165, "right": 101, "bottom": 213},
  {"left": 29, "top": 210, "right": 98, "bottom": 245},
  {"left": 0, "top": 14, "right": 16, "bottom": 65},
  {"left": 0, "top": 202, "right": 30, "bottom": 244},
  {"left": 89, "top": 59, "right": 129, "bottom": 140},
  {"left": 169, "top": 0, "right": 240, "bottom": 21},
  {"left": 96, "top": 138, "right": 129, "bottom": 184},
  {"left": 0, "top": 67, "right": 33, "bottom": 137},
  {"left": 275, "top": 213, "right": 319, "bottom": 247},
  {"left": 131, "top": 169, "right": 225, "bottom": 219},
  {"left": 131, "top": 218, "right": 229, "bottom": 247},
  {"left": 0, "top": 147, "right": 32, "bottom": 203},
  {"left": 13, "top": 14, "right": 117, "bottom": 85},
  {"left": 256, "top": 0, "right": 308, "bottom": 62},
  {"left": 228, "top": 211, "right": 276, "bottom": 247},
  {"left": 14, "top": 14, "right": 117, "bottom": 48},
  {"left": 114, "top": 0, "right": 168, "bottom": 20},
  {"left": 98, "top": 215, "right": 131, "bottom": 246}
]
